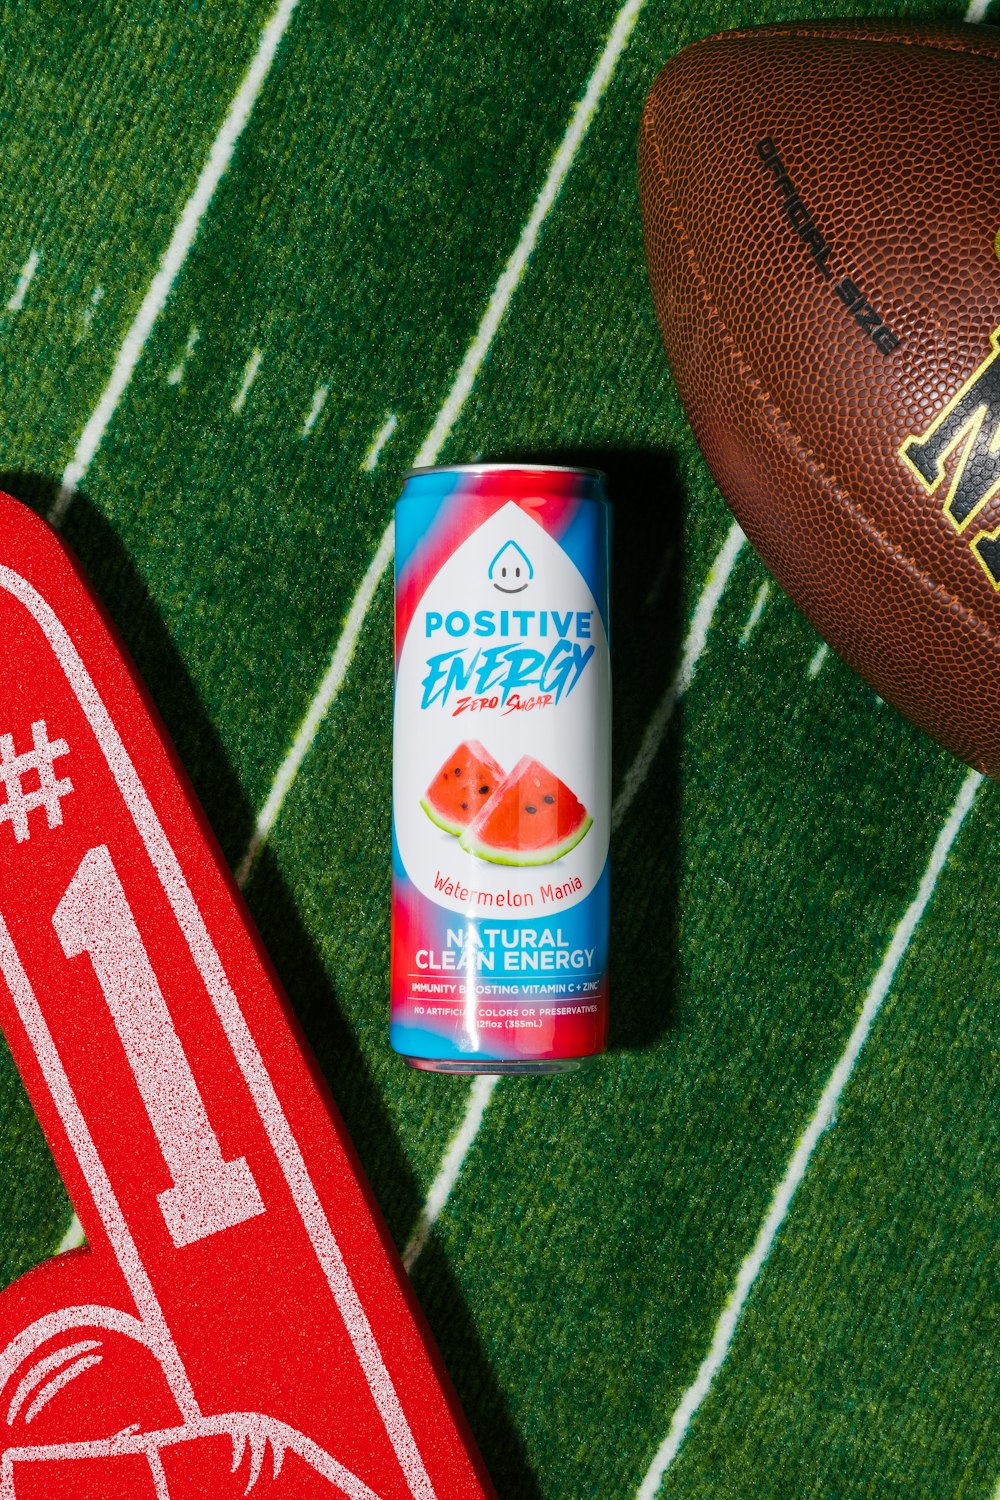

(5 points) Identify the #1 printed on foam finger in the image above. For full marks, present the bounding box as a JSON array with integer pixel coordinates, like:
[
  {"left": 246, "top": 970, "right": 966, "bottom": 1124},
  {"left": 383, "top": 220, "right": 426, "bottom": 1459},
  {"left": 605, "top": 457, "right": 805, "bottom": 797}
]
[{"left": 0, "top": 492, "right": 492, "bottom": 1500}]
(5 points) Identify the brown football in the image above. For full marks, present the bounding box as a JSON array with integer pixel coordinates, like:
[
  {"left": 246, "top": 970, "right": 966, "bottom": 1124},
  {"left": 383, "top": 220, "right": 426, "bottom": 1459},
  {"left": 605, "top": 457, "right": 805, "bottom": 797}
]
[{"left": 640, "top": 20, "right": 1000, "bottom": 778}]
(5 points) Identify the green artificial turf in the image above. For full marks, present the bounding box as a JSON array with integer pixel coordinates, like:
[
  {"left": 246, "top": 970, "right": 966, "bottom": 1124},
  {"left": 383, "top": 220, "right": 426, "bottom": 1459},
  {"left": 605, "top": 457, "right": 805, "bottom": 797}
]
[{"left": 0, "top": 0, "right": 997, "bottom": 1495}]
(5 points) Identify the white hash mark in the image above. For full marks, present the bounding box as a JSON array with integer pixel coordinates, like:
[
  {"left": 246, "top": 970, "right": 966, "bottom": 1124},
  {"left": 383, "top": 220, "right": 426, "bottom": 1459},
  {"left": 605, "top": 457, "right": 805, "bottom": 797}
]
[
  {"left": 0, "top": 721, "right": 73, "bottom": 843},
  {"left": 232, "top": 348, "right": 263, "bottom": 413},
  {"left": 362, "top": 412, "right": 398, "bottom": 471},
  {"left": 78, "top": 285, "right": 104, "bottom": 340},
  {"left": 301, "top": 384, "right": 329, "bottom": 437},
  {"left": 167, "top": 325, "right": 200, "bottom": 386},
  {"left": 808, "top": 643, "right": 829, "bottom": 679},
  {"left": 739, "top": 581, "right": 770, "bottom": 646},
  {"left": 6, "top": 250, "right": 39, "bottom": 313}
]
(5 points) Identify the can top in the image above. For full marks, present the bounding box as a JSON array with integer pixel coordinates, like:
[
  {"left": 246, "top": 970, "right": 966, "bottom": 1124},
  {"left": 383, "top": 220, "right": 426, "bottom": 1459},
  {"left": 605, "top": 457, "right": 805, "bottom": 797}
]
[{"left": 404, "top": 462, "right": 608, "bottom": 481}]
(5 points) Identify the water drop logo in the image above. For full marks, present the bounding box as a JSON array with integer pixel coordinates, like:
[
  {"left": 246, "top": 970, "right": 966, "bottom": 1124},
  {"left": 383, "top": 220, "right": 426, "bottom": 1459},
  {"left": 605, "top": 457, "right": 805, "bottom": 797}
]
[{"left": 488, "top": 539, "right": 533, "bottom": 594}]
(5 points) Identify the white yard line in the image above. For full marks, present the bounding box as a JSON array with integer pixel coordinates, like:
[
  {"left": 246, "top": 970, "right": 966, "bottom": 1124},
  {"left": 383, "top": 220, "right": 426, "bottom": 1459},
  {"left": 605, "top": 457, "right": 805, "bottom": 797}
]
[
  {"left": 231, "top": 347, "right": 263, "bottom": 413},
  {"left": 635, "top": 766, "right": 982, "bottom": 1499},
  {"left": 401, "top": 520, "right": 746, "bottom": 1269},
  {"left": 613, "top": 521, "right": 745, "bottom": 833},
  {"left": 234, "top": 523, "right": 396, "bottom": 885},
  {"left": 412, "top": 0, "right": 646, "bottom": 468},
  {"left": 6, "top": 250, "right": 39, "bottom": 313},
  {"left": 302, "top": 384, "right": 330, "bottom": 437},
  {"left": 739, "top": 580, "right": 770, "bottom": 646},
  {"left": 50, "top": 0, "right": 302, "bottom": 525},
  {"left": 167, "top": 325, "right": 200, "bottom": 386},
  {"left": 402, "top": 1077, "right": 499, "bottom": 1270},
  {"left": 807, "top": 642, "right": 829, "bottom": 679},
  {"left": 362, "top": 412, "right": 399, "bottom": 471},
  {"left": 236, "top": 0, "right": 649, "bottom": 882}
]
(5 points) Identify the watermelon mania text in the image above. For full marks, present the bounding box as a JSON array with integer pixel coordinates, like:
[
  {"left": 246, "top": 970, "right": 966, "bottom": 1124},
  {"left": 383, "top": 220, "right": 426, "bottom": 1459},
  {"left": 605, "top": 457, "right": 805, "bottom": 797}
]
[
  {"left": 421, "top": 610, "right": 595, "bottom": 709},
  {"left": 415, "top": 925, "right": 596, "bottom": 973}
]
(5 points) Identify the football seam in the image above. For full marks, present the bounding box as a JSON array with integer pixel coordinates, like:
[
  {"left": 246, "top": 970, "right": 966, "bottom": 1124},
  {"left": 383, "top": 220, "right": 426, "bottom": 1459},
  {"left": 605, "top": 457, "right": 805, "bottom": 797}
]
[{"left": 641, "top": 115, "right": 1000, "bottom": 660}]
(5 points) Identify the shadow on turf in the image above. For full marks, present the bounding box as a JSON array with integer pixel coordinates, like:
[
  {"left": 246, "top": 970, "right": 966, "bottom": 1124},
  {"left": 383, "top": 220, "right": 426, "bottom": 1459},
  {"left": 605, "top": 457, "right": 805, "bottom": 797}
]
[
  {"left": 480, "top": 444, "right": 685, "bottom": 1052},
  {"left": 0, "top": 471, "right": 542, "bottom": 1500}
]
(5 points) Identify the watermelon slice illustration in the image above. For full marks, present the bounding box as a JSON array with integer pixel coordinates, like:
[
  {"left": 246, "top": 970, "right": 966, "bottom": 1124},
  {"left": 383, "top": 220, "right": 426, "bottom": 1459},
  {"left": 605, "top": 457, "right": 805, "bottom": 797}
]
[
  {"left": 421, "top": 739, "right": 506, "bottom": 836},
  {"left": 459, "top": 756, "right": 592, "bottom": 866}
]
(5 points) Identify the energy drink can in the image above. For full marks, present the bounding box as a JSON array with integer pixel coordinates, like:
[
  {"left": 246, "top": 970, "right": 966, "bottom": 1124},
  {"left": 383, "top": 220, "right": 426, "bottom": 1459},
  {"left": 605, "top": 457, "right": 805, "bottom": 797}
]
[{"left": 391, "top": 465, "right": 611, "bottom": 1074}]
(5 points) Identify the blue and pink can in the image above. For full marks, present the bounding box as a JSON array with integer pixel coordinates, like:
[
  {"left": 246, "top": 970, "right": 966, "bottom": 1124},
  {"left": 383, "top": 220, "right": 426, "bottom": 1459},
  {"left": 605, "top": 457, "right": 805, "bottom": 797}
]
[{"left": 391, "top": 465, "right": 611, "bottom": 1074}]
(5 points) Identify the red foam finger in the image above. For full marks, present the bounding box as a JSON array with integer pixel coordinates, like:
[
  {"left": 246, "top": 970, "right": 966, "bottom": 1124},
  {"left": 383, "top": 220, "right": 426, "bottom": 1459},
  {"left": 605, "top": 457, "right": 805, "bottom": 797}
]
[{"left": 0, "top": 493, "right": 492, "bottom": 1499}]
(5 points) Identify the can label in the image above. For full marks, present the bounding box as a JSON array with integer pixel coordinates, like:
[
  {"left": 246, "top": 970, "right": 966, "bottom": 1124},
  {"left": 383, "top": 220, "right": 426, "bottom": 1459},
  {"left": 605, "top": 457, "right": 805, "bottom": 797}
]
[{"left": 391, "top": 468, "right": 610, "bottom": 1066}]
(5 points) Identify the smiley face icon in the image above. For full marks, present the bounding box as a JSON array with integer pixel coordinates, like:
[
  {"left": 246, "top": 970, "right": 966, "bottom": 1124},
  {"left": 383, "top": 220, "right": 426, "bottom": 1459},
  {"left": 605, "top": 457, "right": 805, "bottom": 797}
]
[{"left": 488, "top": 540, "right": 533, "bottom": 593}]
